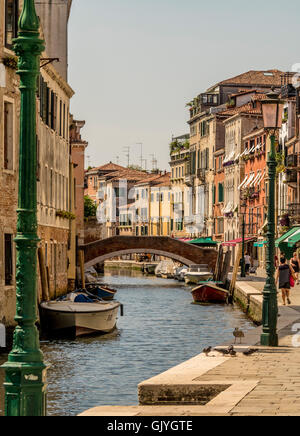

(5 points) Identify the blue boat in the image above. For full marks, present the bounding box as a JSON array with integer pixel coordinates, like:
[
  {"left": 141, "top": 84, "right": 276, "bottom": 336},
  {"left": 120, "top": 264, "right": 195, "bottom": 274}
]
[{"left": 86, "top": 285, "right": 117, "bottom": 301}]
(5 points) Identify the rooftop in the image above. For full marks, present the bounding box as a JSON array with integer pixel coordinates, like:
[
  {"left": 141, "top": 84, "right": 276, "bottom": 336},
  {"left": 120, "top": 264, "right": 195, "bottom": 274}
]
[{"left": 208, "top": 69, "right": 284, "bottom": 91}]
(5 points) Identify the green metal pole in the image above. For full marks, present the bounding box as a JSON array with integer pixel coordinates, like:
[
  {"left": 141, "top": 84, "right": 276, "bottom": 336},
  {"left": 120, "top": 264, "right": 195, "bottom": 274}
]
[
  {"left": 241, "top": 214, "right": 246, "bottom": 278},
  {"left": 1, "top": 0, "right": 46, "bottom": 416},
  {"left": 261, "top": 134, "right": 278, "bottom": 347}
]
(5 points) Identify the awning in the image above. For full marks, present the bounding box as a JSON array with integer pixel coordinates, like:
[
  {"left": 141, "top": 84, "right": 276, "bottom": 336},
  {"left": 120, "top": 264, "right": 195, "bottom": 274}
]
[
  {"left": 250, "top": 172, "right": 261, "bottom": 187},
  {"left": 238, "top": 176, "right": 248, "bottom": 190},
  {"left": 275, "top": 227, "right": 300, "bottom": 247},
  {"left": 222, "top": 237, "right": 256, "bottom": 247},
  {"left": 244, "top": 173, "right": 255, "bottom": 188},
  {"left": 255, "top": 170, "right": 265, "bottom": 186},
  {"left": 189, "top": 238, "right": 218, "bottom": 247},
  {"left": 223, "top": 202, "right": 234, "bottom": 214},
  {"left": 276, "top": 226, "right": 300, "bottom": 248}
]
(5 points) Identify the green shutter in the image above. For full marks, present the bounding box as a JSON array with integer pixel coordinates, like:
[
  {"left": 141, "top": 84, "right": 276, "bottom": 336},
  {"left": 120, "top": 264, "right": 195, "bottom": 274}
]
[{"left": 218, "top": 183, "right": 224, "bottom": 202}]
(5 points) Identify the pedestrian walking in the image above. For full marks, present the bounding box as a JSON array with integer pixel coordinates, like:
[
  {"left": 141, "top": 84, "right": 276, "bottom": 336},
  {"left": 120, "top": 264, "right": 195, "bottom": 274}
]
[
  {"left": 244, "top": 253, "right": 251, "bottom": 275},
  {"left": 276, "top": 257, "right": 296, "bottom": 306},
  {"left": 291, "top": 252, "right": 300, "bottom": 285}
]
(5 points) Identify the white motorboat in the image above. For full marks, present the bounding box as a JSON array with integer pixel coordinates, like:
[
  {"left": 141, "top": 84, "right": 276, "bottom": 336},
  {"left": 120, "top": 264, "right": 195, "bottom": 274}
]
[
  {"left": 40, "top": 294, "right": 121, "bottom": 337},
  {"left": 155, "top": 260, "right": 175, "bottom": 278},
  {"left": 174, "top": 266, "right": 188, "bottom": 282},
  {"left": 184, "top": 264, "right": 213, "bottom": 285}
]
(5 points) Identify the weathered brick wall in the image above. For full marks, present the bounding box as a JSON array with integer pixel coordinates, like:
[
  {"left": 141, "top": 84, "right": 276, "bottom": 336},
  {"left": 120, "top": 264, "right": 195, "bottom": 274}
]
[
  {"left": 84, "top": 218, "right": 107, "bottom": 244},
  {"left": 0, "top": 40, "right": 20, "bottom": 326},
  {"left": 81, "top": 236, "right": 218, "bottom": 270},
  {"left": 38, "top": 225, "right": 69, "bottom": 299}
]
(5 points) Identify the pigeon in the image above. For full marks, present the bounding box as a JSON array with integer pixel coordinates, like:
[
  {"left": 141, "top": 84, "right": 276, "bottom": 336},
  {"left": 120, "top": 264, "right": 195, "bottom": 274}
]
[
  {"left": 215, "top": 345, "right": 234, "bottom": 356},
  {"left": 243, "top": 348, "right": 259, "bottom": 357},
  {"left": 233, "top": 328, "right": 245, "bottom": 344},
  {"left": 214, "top": 348, "right": 230, "bottom": 356},
  {"left": 203, "top": 347, "right": 212, "bottom": 356},
  {"left": 229, "top": 347, "right": 237, "bottom": 357}
]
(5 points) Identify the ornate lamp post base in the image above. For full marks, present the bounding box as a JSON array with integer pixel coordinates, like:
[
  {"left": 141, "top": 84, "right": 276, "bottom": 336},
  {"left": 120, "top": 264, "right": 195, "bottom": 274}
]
[
  {"left": 2, "top": 362, "right": 47, "bottom": 416},
  {"left": 1, "top": 0, "right": 47, "bottom": 416}
]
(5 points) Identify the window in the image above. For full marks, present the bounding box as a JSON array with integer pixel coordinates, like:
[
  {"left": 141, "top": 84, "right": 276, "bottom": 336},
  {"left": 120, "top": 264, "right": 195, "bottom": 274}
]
[
  {"left": 5, "top": 0, "right": 19, "bottom": 49},
  {"left": 218, "top": 183, "right": 224, "bottom": 202},
  {"left": 4, "top": 234, "right": 13, "bottom": 286},
  {"left": 4, "top": 101, "right": 14, "bottom": 170}
]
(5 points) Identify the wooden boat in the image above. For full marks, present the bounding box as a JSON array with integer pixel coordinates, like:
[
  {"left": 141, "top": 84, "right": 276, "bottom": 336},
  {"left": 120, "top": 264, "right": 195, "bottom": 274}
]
[
  {"left": 191, "top": 283, "right": 228, "bottom": 304},
  {"left": 40, "top": 293, "right": 121, "bottom": 337},
  {"left": 86, "top": 284, "right": 117, "bottom": 301}
]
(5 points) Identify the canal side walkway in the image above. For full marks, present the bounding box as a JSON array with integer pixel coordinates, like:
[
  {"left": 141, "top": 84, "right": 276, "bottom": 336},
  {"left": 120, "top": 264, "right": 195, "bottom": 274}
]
[{"left": 80, "top": 273, "right": 300, "bottom": 416}]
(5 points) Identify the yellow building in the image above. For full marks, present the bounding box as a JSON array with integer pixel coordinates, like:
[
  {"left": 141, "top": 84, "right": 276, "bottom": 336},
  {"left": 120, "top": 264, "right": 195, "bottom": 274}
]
[
  {"left": 134, "top": 173, "right": 172, "bottom": 237},
  {"left": 169, "top": 135, "right": 189, "bottom": 238}
]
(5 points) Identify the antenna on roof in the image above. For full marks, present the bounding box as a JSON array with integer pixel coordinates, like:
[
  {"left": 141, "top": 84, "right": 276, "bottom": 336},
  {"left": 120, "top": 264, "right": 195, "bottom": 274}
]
[
  {"left": 123, "top": 146, "right": 131, "bottom": 167},
  {"left": 115, "top": 155, "right": 120, "bottom": 165},
  {"left": 150, "top": 154, "right": 158, "bottom": 172},
  {"left": 137, "top": 143, "right": 143, "bottom": 169}
]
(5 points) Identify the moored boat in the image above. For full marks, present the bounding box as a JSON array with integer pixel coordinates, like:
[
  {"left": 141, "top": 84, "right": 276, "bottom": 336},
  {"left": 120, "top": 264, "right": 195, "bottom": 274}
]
[
  {"left": 184, "top": 264, "right": 213, "bottom": 285},
  {"left": 155, "top": 260, "right": 175, "bottom": 278},
  {"left": 144, "top": 263, "right": 158, "bottom": 275},
  {"left": 191, "top": 283, "right": 228, "bottom": 304},
  {"left": 174, "top": 266, "right": 188, "bottom": 282},
  {"left": 86, "top": 284, "right": 117, "bottom": 301},
  {"left": 40, "top": 292, "right": 121, "bottom": 337}
]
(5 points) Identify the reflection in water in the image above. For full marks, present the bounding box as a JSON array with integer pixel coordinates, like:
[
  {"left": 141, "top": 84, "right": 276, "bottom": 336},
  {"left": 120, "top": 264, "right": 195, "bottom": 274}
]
[{"left": 0, "top": 271, "right": 255, "bottom": 416}]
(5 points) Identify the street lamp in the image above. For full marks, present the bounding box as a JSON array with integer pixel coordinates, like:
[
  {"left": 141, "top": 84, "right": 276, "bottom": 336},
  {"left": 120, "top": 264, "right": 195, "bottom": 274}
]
[
  {"left": 240, "top": 201, "right": 247, "bottom": 278},
  {"left": 1, "top": 0, "right": 46, "bottom": 415},
  {"left": 260, "top": 90, "right": 284, "bottom": 347}
]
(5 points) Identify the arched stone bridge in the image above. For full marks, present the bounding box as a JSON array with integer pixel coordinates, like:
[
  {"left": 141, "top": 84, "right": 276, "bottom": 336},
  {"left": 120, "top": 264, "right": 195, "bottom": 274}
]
[{"left": 80, "top": 236, "right": 218, "bottom": 270}]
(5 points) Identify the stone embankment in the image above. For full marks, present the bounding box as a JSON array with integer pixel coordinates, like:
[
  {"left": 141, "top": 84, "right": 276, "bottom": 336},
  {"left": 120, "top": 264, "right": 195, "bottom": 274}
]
[{"left": 80, "top": 271, "right": 300, "bottom": 416}]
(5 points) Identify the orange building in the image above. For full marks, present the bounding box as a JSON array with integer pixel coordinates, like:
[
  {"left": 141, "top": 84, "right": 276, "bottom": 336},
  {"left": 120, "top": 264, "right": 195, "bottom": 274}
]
[{"left": 239, "top": 127, "right": 267, "bottom": 259}]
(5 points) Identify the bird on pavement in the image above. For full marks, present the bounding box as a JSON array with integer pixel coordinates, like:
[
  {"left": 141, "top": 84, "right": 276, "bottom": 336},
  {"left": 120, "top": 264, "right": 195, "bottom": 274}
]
[
  {"left": 215, "top": 345, "right": 234, "bottom": 356},
  {"left": 233, "top": 328, "right": 245, "bottom": 344},
  {"left": 214, "top": 348, "right": 230, "bottom": 356},
  {"left": 229, "top": 347, "right": 237, "bottom": 357},
  {"left": 202, "top": 347, "right": 212, "bottom": 356},
  {"left": 243, "top": 348, "right": 259, "bottom": 356}
]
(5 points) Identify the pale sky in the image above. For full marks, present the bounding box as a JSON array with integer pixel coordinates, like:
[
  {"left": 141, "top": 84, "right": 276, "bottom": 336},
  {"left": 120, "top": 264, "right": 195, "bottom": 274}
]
[{"left": 68, "top": 0, "right": 300, "bottom": 170}]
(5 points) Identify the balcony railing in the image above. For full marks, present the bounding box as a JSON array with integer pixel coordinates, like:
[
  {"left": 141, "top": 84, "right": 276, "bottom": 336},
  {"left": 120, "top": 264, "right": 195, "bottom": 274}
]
[
  {"left": 286, "top": 154, "right": 298, "bottom": 168},
  {"left": 288, "top": 203, "right": 300, "bottom": 217},
  {"left": 284, "top": 169, "right": 297, "bottom": 185},
  {"left": 197, "top": 168, "right": 206, "bottom": 183}
]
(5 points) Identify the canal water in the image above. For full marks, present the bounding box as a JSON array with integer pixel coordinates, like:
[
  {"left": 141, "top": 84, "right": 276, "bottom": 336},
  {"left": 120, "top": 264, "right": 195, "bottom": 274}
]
[{"left": 0, "top": 271, "right": 255, "bottom": 416}]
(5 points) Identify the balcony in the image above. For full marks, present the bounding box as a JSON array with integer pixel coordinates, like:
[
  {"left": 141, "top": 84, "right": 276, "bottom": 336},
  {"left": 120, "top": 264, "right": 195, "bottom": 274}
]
[
  {"left": 286, "top": 154, "right": 298, "bottom": 168},
  {"left": 287, "top": 203, "right": 300, "bottom": 224},
  {"left": 284, "top": 169, "right": 297, "bottom": 186},
  {"left": 197, "top": 168, "right": 206, "bottom": 183},
  {"left": 185, "top": 174, "right": 195, "bottom": 187}
]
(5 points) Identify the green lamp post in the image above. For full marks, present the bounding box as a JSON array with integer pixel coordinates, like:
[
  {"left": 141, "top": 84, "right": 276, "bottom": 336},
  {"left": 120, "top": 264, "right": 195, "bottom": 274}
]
[
  {"left": 260, "top": 91, "right": 284, "bottom": 347},
  {"left": 1, "top": 0, "right": 46, "bottom": 416},
  {"left": 240, "top": 202, "right": 247, "bottom": 278}
]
